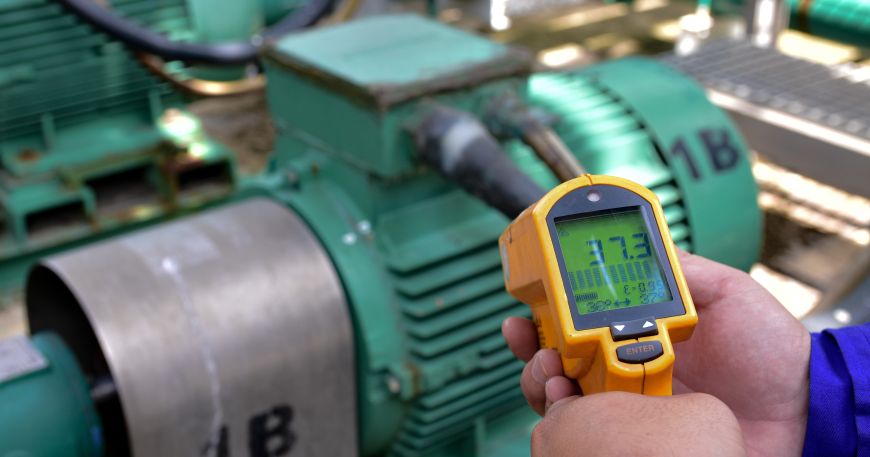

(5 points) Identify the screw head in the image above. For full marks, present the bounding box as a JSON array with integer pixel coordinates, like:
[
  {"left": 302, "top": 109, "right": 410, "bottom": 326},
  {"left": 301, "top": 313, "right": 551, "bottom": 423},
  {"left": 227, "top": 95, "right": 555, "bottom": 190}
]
[
  {"left": 386, "top": 376, "right": 401, "bottom": 394},
  {"left": 342, "top": 232, "right": 357, "bottom": 245}
]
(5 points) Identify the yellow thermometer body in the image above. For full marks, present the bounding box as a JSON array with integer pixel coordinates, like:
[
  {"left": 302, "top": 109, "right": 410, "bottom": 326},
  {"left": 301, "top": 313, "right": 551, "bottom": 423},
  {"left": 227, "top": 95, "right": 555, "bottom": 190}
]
[{"left": 499, "top": 175, "right": 696, "bottom": 395}]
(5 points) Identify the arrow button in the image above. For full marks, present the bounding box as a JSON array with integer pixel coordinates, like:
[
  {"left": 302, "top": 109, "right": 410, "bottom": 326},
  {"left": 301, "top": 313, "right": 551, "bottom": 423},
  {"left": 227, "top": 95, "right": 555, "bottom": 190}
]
[{"left": 610, "top": 317, "right": 659, "bottom": 341}]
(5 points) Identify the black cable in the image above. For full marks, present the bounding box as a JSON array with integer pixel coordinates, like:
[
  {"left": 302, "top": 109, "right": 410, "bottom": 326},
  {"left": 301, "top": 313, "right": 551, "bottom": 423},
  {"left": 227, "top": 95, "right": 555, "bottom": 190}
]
[
  {"left": 416, "top": 106, "right": 546, "bottom": 219},
  {"left": 485, "top": 94, "right": 585, "bottom": 182},
  {"left": 57, "top": 0, "right": 335, "bottom": 65}
]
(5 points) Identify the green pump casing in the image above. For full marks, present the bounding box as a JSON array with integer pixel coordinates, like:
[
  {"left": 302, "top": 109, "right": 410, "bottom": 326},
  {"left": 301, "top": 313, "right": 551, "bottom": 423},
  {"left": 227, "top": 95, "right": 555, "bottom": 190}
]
[{"left": 0, "top": 332, "right": 102, "bottom": 457}]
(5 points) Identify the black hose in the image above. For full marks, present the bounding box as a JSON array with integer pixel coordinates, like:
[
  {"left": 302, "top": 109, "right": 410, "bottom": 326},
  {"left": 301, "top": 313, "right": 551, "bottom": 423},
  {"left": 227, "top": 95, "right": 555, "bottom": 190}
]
[
  {"left": 416, "top": 106, "right": 546, "bottom": 219},
  {"left": 57, "top": 0, "right": 335, "bottom": 65}
]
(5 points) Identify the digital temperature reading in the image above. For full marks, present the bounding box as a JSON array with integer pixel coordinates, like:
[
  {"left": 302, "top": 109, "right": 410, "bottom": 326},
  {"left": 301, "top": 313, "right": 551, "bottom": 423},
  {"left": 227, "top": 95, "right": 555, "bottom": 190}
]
[
  {"left": 555, "top": 208, "right": 673, "bottom": 315},
  {"left": 500, "top": 175, "right": 697, "bottom": 395}
]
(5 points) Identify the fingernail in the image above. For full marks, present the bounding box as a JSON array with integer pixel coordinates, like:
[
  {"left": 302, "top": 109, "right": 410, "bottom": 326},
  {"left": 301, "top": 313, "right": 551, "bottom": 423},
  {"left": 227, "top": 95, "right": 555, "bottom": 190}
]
[
  {"left": 545, "top": 378, "right": 557, "bottom": 400},
  {"left": 544, "top": 380, "right": 554, "bottom": 411},
  {"left": 531, "top": 354, "right": 548, "bottom": 384}
]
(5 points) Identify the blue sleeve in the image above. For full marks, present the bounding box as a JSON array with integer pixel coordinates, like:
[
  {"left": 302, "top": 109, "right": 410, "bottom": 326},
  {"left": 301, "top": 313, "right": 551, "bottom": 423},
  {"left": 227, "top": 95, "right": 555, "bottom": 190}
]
[{"left": 803, "top": 324, "right": 870, "bottom": 457}]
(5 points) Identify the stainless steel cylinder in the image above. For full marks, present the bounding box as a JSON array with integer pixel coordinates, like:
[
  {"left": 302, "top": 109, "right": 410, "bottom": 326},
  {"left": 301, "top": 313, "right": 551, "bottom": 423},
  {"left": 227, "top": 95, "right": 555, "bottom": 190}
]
[
  {"left": 745, "top": 0, "right": 790, "bottom": 47},
  {"left": 27, "top": 198, "right": 356, "bottom": 457}
]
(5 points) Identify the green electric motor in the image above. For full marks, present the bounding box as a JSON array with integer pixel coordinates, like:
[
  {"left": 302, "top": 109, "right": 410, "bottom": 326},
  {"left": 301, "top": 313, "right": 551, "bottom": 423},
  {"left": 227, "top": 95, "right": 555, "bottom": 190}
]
[
  {"left": 0, "top": 0, "right": 315, "bottom": 297},
  {"left": 0, "top": 332, "right": 102, "bottom": 457},
  {"left": 263, "top": 14, "right": 760, "bottom": 455},
  {"left": 528, "top": 59, "right": 760, "bottom": 269},
  {"left": 0, "top": 0, "right": 243, "bottom": 297},
  {"left": 5, "top": 14, "right": 762, "bottom": 457}
]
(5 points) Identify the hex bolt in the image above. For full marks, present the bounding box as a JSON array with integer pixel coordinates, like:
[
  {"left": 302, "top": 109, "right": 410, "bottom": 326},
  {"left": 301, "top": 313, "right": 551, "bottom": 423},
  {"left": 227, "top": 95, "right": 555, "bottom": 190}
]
[
  {"left": 386, "top": 376, "right": 401, "bottom": 395},
  {"left": 356, "top": 220, "right": 372, "bottom": 235},
  {"left": 342, "top": 232, "right": 357, "bottom": 245}
]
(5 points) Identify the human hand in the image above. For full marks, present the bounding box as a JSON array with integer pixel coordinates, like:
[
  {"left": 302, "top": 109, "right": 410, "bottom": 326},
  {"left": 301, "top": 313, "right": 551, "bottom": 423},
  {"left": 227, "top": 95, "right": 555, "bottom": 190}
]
[
  {"left": 502, "top": 250, "right": 810, "bottom": 457},
  {"left": 531, "top": 390, "right": 746, "bottom": 457}
]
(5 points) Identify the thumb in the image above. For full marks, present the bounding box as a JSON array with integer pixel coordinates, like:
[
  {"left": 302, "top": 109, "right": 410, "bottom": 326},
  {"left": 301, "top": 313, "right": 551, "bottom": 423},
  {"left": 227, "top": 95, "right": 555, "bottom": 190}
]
[
  {"left": 534, "top": 392, "right": 746, "bottom": 457},
  {"left": 676, "top": 249, "right": 761, "bottom": 309}
]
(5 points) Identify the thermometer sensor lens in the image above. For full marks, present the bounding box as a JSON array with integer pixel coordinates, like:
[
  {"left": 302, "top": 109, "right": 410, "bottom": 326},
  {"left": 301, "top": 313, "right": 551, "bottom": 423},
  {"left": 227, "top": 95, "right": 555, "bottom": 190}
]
[{"left": 555, "top": 207, "right": 673, "bottom": 315}]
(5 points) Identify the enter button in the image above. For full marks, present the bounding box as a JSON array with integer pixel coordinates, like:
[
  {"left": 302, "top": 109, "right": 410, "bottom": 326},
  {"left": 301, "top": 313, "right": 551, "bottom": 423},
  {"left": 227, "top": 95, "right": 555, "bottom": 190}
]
[{"left": 616, "top": 341, "right": 664, "bottom": 364}]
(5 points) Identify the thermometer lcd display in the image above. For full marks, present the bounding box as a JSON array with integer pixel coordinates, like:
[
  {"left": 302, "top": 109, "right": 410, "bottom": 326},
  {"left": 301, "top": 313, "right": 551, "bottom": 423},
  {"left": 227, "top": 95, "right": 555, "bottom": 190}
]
[{"left": 555, "top": 207, "right": 673, "bottom": 315}]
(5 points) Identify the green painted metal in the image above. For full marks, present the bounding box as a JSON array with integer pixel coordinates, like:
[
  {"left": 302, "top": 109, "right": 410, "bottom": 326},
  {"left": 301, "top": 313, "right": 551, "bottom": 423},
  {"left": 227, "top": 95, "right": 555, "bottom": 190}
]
[
  {"left": 186, "top": 0, "right": 264, "bottom": 80},
  {"left": 263, "top": 15, "right": 760, "bottom": 456},
  {"left": 0, "top": 332, "right": 102, "bottom": 457},
  {"left": 526, "top": 71, "right": 693, "bottom": 252},
  {"left": 528, "top": 59, "right": 761, "bottom": 270},
  {"left": 0, "top": 1, "right": 242, "bottom": 299},
  {"left": 0, "top": 0, "right": 185, "bottom": 140},
  {"left": 786, "top": 0, "right": 870, "bottom": 47},
  {"left": 571, "top": 58, "right": 761, "bottom": 270},
  {"left": 270, "top": 14, "right": 525, "bottom": 95},
  {"left": 256, "top": 153, "right": 535, "bottom": 457},
  {"left": 188, "top": 0, "right": 262, "bottom": 43},
  {"left": 0, "top": 109, "right": 238, "bottom": 298},
  {"left": 266, "top": 14, "right": 530, "bottom": 179},
  {"left": 0, "top": 9, "right": 762, "bottom": 455},
  {"left": 259, "top": 0, "right": 308, "bottom": 24},
  {"left": 264, "top": 17, "right": 542, "bottom": 455},
  {"left": 0, "top": 0, "right": 315, "bottom": 299}
]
